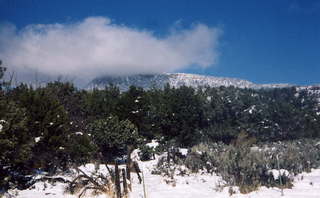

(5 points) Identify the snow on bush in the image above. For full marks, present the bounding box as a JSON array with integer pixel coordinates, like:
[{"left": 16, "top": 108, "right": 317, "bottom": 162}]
[
  {"left": 153, "top": 137, "right": 320, "bottom": 193},
  {"left": 268, "top": 169, "right": 290, "bottom": 180}
]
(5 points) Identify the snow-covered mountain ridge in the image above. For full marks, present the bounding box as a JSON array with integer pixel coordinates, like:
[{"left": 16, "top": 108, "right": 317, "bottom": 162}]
[{"left": 88, "top": 73, "right": 293, "bottom": 91}]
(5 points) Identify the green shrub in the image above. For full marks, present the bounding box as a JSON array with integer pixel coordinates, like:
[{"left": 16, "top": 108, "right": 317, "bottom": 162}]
[
  {"left": 217, "top": 145, "right": 278, "bottom": 193},
  {"left": 176, "top": 135, "right": 320, "bottom": 193},
  {"left": 0, "top": 99, "right": 33, "bottom": 190},
  {"left": 138, "top": 144, "right": 155, "bottom": 161},
  {"left": 88, "top": 116, "right": 142, "bottom": 162},
  {"left": 184, "top": 151, "right": 204, "bottom": 173}
]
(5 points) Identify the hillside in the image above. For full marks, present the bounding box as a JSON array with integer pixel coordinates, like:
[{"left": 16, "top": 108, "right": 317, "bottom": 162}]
[{"left": 88, "top": 73, "right": 293, "bottom": 91}]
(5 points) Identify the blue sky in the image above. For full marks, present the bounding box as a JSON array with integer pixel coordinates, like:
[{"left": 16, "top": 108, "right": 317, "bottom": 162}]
[{"left": 0, "top": 0, "right": 320, "bottom": 85}]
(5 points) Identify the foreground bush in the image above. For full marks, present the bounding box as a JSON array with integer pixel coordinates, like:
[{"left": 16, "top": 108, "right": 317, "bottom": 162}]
[{"left": 155, "top": 134, "right": 320, "bottom": 193}]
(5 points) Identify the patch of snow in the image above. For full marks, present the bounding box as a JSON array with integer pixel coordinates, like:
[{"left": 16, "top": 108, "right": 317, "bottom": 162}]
[
  {"left": 146, "top": 140, "right": 159, "bottom": 148},
  {"left": 0, "top": 120, "right": 6, "bottom": 132},
  {"left": 244, "top": 105, "right": 256, "bottom": 114},
  {"left": 131, "top": 149, "right": 141, "bottom": 161},
  {"left": 268, "top": 169, "right": 290, "bottom": 180},
  {"left": 178, "top": 148, "right": 188, "bottom": 156},
  {"left": 34, "top": 137, "right": 41, "bottom": 143},
  {"left": 250, "top": 146, "right": 260, "bottom": 152},
  {"left": 8, "top": 157, "right": 320, "bottom": 198}
]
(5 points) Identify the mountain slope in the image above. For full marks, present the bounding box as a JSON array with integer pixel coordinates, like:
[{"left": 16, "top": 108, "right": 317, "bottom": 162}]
[{"left": 88, "top": 73, "right": 292, "bottom": 91}]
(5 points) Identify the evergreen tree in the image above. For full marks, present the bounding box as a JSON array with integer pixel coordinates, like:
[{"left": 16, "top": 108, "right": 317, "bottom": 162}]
[
  {"left": 0, "top": 60, "right": 7, "bottom": 91},
  {"left": 82, "top": 85, "right": 120, "bottom": 121},
  {"left": 0, "top": 64, "right": 33, "bottom": 190},
  {"left": 149, "top": 84, "right": 204, "bottom": 146},
  {"left": 8, "top": 85, "right": 72, "bottom": 172},
  {"left": 45, "top": 81, "right": 87, "bottom": 132},
  {"left": 88, "top": 116, "right": 141, "bottom": 162},
  {"left": 117, "top": 86, "right": 152, "bottom": 139}
]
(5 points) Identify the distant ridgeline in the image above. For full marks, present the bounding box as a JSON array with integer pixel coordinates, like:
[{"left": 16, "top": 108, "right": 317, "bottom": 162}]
[
  {"left": 88, "top": 72, "right": 320, "bottom": 106},
  {"left": 88, "top": 73, "right": 293, "bottom": 91}
]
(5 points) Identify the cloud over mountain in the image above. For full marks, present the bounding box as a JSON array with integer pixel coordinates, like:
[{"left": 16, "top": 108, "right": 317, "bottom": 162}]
[{"left": 0, "top": 17, "right": 221, "bottom": 81}]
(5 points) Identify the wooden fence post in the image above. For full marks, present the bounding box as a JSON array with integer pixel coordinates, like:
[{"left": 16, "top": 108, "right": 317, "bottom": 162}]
[
  {"left": 115, "top": 161, "right": 121, "bottom": 198},
  {"left": 126, "top": 146, "right": 133, "bottom": 191},
  {"left": 122, "top": 168, "right": 128, "bottom": 197},
  {"left": 133, "top": 161, "right": 142, "bottom": 184},
  {"left": 276, "top": 154, "right": 284, "bottom": 196}
]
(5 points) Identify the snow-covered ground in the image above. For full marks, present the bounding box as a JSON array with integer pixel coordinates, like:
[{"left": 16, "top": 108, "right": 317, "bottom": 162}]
[
  {"left": 6, "top": 154, "right": 320, "bottom": 198},
  {"left": 132, "top": 159, "right": 320, "bottom": 198}
]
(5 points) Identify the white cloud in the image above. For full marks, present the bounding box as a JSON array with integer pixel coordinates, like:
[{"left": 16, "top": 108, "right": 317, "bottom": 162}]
[{"left": 0, "top": 17, "right": 221, "bottom": 83}]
